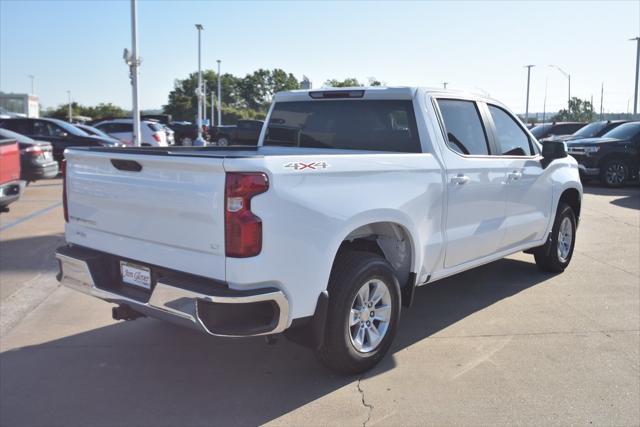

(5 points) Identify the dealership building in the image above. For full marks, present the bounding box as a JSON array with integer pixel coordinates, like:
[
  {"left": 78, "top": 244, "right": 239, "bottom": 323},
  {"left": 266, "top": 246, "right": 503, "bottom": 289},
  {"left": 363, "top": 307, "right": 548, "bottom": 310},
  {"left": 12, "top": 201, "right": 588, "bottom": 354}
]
[{"left": 0, "top": 92, "right": 39, "bottom": 118}]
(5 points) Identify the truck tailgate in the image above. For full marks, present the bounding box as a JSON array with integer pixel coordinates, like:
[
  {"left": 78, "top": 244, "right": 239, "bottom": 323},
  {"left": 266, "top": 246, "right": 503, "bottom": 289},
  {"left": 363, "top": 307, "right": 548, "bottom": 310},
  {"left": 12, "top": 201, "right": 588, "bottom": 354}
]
[{"left": 64, "top": 149, "right": 226, "bottom": 280}]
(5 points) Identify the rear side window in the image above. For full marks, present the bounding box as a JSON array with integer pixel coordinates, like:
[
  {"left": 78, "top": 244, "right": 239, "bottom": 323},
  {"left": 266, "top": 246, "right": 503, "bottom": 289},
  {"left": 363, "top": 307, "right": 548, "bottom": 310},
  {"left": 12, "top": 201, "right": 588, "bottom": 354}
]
[
  {"left": 437, "top": 99, "right": 489, "bottom": 155},
  {"left": 1, "top": 120, "right": 29, "bottom": 134},
  {"left": 147, "top": 123, "right": 162, "bottom": 132},
  {"left": 264, "top": 100, "right": 421, "bottom": 153},
  {"left": 488, "top": 105, "right": 533, "bottom": 156},
  {"left": 111, "top": 123, "right": 133, "bottom": 133}
]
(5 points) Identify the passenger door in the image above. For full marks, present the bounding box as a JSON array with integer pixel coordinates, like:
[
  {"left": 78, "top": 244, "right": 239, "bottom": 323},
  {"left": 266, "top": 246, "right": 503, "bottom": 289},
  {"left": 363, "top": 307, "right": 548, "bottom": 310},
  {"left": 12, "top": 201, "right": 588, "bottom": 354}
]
[
  {"left": 484, "top": 103, "right": 552, "bottom": 250},
  {"left": 435, "top": 99, "right": 510, "bottom": 268}
]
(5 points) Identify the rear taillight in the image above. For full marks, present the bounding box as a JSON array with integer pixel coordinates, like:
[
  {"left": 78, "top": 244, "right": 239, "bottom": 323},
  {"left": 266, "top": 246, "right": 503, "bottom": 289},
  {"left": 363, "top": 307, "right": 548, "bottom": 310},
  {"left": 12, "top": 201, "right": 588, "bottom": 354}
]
[
  {"left": 224, "top": 172, "right": 269, "bottom": 258},
  {"left": 152, "top": 133, "right": 162, "bottom": 142},
  {"left": 24, "top": 146, "right": 44, "bottom": 156},
  {"left": 61, "top": 159, "right": 68, "bottom": 222}
]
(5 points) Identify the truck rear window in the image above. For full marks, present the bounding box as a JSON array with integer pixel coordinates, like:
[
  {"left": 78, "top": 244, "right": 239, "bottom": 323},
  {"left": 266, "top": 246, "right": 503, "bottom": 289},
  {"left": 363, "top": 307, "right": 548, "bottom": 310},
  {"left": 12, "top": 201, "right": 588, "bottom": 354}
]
[{"left": 264, "top": 100, "right": 421, "bottom": 153}]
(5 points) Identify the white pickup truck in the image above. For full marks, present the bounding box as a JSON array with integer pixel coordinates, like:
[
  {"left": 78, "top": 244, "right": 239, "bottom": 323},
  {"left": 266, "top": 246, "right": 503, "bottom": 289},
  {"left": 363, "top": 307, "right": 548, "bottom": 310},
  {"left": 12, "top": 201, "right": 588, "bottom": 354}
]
[{"left": 56, "top": 87, "right": 582, "bottom": 374}]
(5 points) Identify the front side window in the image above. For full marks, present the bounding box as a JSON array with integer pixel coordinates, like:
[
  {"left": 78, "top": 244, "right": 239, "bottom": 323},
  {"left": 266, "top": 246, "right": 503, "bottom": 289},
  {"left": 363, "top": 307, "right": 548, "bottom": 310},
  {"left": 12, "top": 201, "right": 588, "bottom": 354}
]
[
  {"left": 265, "top": 100, "right": 421, "bottom": 153},
  {"left": 437, "top": 99, "right": 489, "bottom": 155},
  {"left": 33, "top": 121, "right": 64, "bottom": 137},
  {"left": 488, "top": 105, "right": 532, "bottom": 156}
]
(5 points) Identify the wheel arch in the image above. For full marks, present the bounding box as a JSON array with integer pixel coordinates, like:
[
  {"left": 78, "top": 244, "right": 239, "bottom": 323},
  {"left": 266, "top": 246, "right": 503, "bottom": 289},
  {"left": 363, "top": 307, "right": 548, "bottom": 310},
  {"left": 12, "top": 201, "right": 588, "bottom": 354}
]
[
  {"left": 559, "top": 187, "right": 581, "bottom": 223},
  {"left": 330, "top": 217, "right": 419, "bottom": 298}
]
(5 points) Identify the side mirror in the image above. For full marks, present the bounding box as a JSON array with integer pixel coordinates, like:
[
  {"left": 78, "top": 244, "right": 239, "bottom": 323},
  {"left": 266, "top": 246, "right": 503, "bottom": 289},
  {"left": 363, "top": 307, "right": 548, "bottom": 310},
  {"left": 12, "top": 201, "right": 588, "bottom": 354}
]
[
  {"left": 60, "top": 131, "right": 69, "bottom": 138},
  {"left": 541, "top": 140, "right": 567, "bottom": 168}
]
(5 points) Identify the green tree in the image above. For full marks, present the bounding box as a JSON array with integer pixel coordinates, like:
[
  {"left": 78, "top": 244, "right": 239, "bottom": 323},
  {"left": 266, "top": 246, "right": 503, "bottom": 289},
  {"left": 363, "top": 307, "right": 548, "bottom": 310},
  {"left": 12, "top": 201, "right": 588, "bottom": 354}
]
[
  {"left": 554, "top": 97, "right": 594, "bottom": 122},
  {"left": 163, "top": 68, "right": 299, "bottom": 122},
  {"left": 324, "top": 78, "right": 362, "bottom": 87},
  {"left": 367, "top": 77, "right": 383, "bottom": 86}
]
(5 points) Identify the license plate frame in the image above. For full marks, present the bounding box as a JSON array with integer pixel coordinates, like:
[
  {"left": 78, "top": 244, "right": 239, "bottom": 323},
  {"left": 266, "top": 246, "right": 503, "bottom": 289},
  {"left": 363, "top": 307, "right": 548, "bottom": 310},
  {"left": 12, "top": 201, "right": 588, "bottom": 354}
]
[{"left": 120, "top": 261, "right": 152, "bottom": 290}]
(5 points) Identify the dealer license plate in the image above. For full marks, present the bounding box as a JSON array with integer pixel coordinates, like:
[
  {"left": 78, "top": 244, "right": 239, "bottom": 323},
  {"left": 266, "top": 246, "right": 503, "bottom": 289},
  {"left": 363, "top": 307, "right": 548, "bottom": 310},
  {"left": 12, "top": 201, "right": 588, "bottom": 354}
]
[{"left": 120, "top": 261, "right": 151, "bottom": 290}]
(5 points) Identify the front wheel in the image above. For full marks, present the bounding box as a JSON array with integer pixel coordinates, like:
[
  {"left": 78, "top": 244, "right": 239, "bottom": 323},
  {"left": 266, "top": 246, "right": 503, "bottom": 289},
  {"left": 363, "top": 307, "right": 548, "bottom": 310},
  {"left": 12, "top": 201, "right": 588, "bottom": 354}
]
[
  {"left": 600, "top": 158, "right": 628, "bottom": 188},
  {"left": 316, "top": 251, "right": 401, "bottom": 374},
  {"left": 217, "top": 137, "right": 230, "bottom": 147},
  {"left": 534, "top": 203, "right": 576, "bottom": 272}
]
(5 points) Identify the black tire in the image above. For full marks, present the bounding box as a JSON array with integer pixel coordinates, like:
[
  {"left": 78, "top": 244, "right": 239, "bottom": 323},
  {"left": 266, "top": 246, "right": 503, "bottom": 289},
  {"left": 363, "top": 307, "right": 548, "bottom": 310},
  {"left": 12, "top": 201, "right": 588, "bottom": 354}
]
[
  {"left": 533, "top": 203, "right": 576, "bottom": 273},
  {"left": 316, "top": 251, "right": 401, "bottom": 375},
  {"left": 217, "top": 137, "right": 230, "bottom": 147},
  {"left": 599, "top": 158, "right": 629, "bottom": 188}
]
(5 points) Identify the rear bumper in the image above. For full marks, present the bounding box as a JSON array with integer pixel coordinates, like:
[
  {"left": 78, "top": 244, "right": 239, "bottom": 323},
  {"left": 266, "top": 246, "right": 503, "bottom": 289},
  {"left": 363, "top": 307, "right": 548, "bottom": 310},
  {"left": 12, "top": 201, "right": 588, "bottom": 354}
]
[
  {"left": 578, "top": 164, "right": 599, "bottom": 176},
  {"left": 22, "top": 161, "right": 59, "bottom": 181},
  {"left": 0, "top": 180, "right": 25, "bottom": 208},
  {"left": 55, "top": 245, "right": 289, "bottom": 337}
]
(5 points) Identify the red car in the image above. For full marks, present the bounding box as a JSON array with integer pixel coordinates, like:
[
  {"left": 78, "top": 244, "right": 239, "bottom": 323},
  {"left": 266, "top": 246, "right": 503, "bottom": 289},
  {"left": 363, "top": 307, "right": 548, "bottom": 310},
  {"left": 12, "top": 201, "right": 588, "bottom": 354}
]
[{"left": 0, "top": 138, "right": 24, "bottom": 212}]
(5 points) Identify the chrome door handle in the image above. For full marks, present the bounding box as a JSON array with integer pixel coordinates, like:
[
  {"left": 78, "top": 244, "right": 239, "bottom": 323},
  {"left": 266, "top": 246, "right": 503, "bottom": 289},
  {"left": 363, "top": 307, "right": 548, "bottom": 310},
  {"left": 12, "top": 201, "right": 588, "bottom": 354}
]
[
  {"left": 507, "top": 171, "right": 522, "bottom": 181},
  {"left": 451, "top": 174, "right": 469, "bottom": 185}
]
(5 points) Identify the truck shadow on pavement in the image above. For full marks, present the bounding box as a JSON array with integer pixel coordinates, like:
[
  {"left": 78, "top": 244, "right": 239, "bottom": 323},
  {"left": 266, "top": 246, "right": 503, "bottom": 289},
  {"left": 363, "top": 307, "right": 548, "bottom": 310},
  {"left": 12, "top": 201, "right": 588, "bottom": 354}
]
[
  {"left": 0, "top": 258, "right": 553, "bottom": 426},
  {"left": 582, "top": 183, "right": 639, "bottom": 210}
]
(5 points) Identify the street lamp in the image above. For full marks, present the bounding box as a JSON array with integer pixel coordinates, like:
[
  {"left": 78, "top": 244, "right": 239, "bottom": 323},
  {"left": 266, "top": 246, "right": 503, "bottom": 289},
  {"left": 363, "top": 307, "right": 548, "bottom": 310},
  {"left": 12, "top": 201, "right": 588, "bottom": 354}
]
[
  {"left": 523, "top": 65, "right": 535, "bottom": 124},
  {"left": 549, "top": 64, "right": 571, "bottom": 110},
  {"left": 217, "top": 59, "right": 222, "bottom": 126},
  {"left": 631, "top": 37, "right": 639, "bottom": 115},
  {"left": 67, "top": 90, "right": 72, "bottom": 122},
  {"left": 28, "top": 75, "right": 35, "bottom": 94},
  {"left": 442, "top": 82, "right": 448, "bottom": 89},
  {"left": 194, "top": 24, "right": 206, "bottom": 146}
]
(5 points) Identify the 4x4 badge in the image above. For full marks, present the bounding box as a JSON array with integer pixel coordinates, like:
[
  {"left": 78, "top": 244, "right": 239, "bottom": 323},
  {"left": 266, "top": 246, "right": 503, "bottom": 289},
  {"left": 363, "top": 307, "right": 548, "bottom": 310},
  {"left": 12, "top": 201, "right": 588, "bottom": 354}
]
[{"left": 284, "top": 161, "right": 330, "bottom": 170}]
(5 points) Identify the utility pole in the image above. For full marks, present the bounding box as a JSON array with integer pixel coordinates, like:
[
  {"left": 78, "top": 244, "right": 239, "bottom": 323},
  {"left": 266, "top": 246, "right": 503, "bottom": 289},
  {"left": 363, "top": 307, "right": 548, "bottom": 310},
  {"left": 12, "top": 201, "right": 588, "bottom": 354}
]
[
  {"left": 217, "top": 59, "right": 222, "bottom": 126},
  {"left": 524, "top": 65, "right": 535, "bottom": 124},
  {"left": 631, "top": 37, "right": 640, "bottom": 115},
  {"left": 129, "top": 0, "right": 141, "bottom": 146},
  {"left": 549, "top": 65, "right": 571, "bottom": 111},
  {"left": 542, "top": 76, "right": 548, "bottom": 124},
  {"left": 600, "top": 82, "right": 604, "bottom": 120},
  {"left": 194, "top": 24, "right": 206, "bottom": 146},
  {"left": 67, "top": 90, "right": 72, "bottom": 122},
  {"left": 28, "top": 75, "right": 35, "bottom": 94}
]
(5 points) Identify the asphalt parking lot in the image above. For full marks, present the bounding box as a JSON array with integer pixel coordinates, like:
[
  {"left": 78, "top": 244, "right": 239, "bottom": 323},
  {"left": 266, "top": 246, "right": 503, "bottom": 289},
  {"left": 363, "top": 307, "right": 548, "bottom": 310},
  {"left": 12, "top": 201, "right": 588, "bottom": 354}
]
[{"left": 0, "top": 179, "right": 638, "bottom": 426}]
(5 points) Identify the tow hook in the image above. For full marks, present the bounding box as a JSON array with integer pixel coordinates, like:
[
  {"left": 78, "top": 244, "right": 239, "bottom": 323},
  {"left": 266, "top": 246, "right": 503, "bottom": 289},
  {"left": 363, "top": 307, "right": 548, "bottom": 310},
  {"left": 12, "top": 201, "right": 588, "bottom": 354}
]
[{"left": 112, "top": 305, "right": 145, "bottom": 321}]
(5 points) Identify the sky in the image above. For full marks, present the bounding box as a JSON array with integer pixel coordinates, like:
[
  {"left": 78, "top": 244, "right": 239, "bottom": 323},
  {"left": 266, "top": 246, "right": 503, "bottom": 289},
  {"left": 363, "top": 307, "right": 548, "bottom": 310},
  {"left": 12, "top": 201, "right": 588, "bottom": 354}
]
[{"left": 1, "top": 0, "right": 639, "bottom": 114}]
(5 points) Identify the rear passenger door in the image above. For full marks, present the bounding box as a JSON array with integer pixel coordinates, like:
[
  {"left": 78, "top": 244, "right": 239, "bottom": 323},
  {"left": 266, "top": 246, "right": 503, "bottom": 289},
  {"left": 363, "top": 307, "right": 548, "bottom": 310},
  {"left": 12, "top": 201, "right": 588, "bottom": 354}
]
[
  {"left": 484, "top": 103, "right": 552, "bottom": 250},
  {"left": 435, "top": 98, "right": 510, "bottom": 268}
]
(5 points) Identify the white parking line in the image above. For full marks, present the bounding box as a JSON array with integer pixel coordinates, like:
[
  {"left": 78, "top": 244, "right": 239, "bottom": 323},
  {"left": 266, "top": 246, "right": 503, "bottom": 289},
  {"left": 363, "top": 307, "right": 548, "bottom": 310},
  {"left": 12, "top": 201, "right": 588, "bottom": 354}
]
[{"left": 0, "top": 202, "right": 62, "bottom": 232}]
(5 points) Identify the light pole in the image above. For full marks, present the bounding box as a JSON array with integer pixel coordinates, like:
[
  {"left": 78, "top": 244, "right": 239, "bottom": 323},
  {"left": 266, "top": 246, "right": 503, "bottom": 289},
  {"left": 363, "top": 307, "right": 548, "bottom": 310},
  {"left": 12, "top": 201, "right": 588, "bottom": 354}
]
[
  {"left": 202, "top": 79, "right": 207, "bottom": 126},
  {"left": 549, "top": 64, "right": 571, "bottom": 111},
  {"left": 67, "top": 90, "right": 72, "bottom": 122},
  {"left": 194, "top": 24, "right": 206, "bottom": 146},
  {"left": 524, "top": 65, "right": 535, "bottom": 124},
  {"left": 28, "top": 75, "right": 35, "bottom": 94},
  {"left": 217, "top": 59, "right": 222, "bottom": 126},
  {"left": 631, "top": 37, "right": 639, "bottom": 115},
  {"left": 442, "top": 82, "right": 448, "bottom": 89},
  {"left": 125, "top": 0, "right": 142, "bottom": 147},
  {"left": 211, "top": 92, "right": 215, "bottom": 127}
]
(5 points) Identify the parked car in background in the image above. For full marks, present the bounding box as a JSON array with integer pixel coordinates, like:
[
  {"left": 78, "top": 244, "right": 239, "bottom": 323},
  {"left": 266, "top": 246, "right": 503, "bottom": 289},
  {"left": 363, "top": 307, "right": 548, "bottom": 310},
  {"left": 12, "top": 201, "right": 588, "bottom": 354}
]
[
  {"left": 56, "top": 87, "right": 583, "bottom": 374},
  {"left": 0, "top": 128, "right": 58, "bottom": 182},
  {"left": 531, "top": 122, "right": 586, "bottom": 140},
  {"left": 92, "top": 119, "right": 168, "bottom": 146},
  {"left": 567, "top": 121, "right": 640, "bottom": 187},
  {"left": 542, "top": 120, "right": 629, "bottom": 143},
  {"left": 210, "top": 119, "right": 264, "bottom": 146},
  {"left": 0, "top": 138, "right": 24, "bottom": 212},
  {"left": 0, "top": 118, "right": 123, "bottom": 165},
  {"left": 168, "top": 121, "right": 199, "bottom": 146},
  {"left": 162, "top": 124, "right": 175, "bottom": 145},
  {"left": 74, "top": 123, "right": 123, "bottom": 145}
]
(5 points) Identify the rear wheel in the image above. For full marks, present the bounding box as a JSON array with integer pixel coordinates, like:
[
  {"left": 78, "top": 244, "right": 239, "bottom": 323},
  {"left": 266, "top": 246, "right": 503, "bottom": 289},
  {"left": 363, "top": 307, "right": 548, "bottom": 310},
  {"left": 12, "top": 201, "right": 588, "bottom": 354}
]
[
  {"left": 181, "top": 137, "right": 193, "bottom": 146},
  {"left": 600, "top": 158, "right": 628, "bottom": 187},
  {"left": 316, "top": 251, "right": 401, "bottom": 374},
  {"left": 534, "top": 203, "right": 576, "bottom": 272}
]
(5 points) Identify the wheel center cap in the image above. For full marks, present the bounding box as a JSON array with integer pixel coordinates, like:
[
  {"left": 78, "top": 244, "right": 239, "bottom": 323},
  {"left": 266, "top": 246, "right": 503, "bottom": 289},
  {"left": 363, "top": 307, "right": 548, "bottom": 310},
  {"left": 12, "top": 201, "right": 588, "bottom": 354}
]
[{"left": 360, "top": 309, "right": 371, "bottom": 321}]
